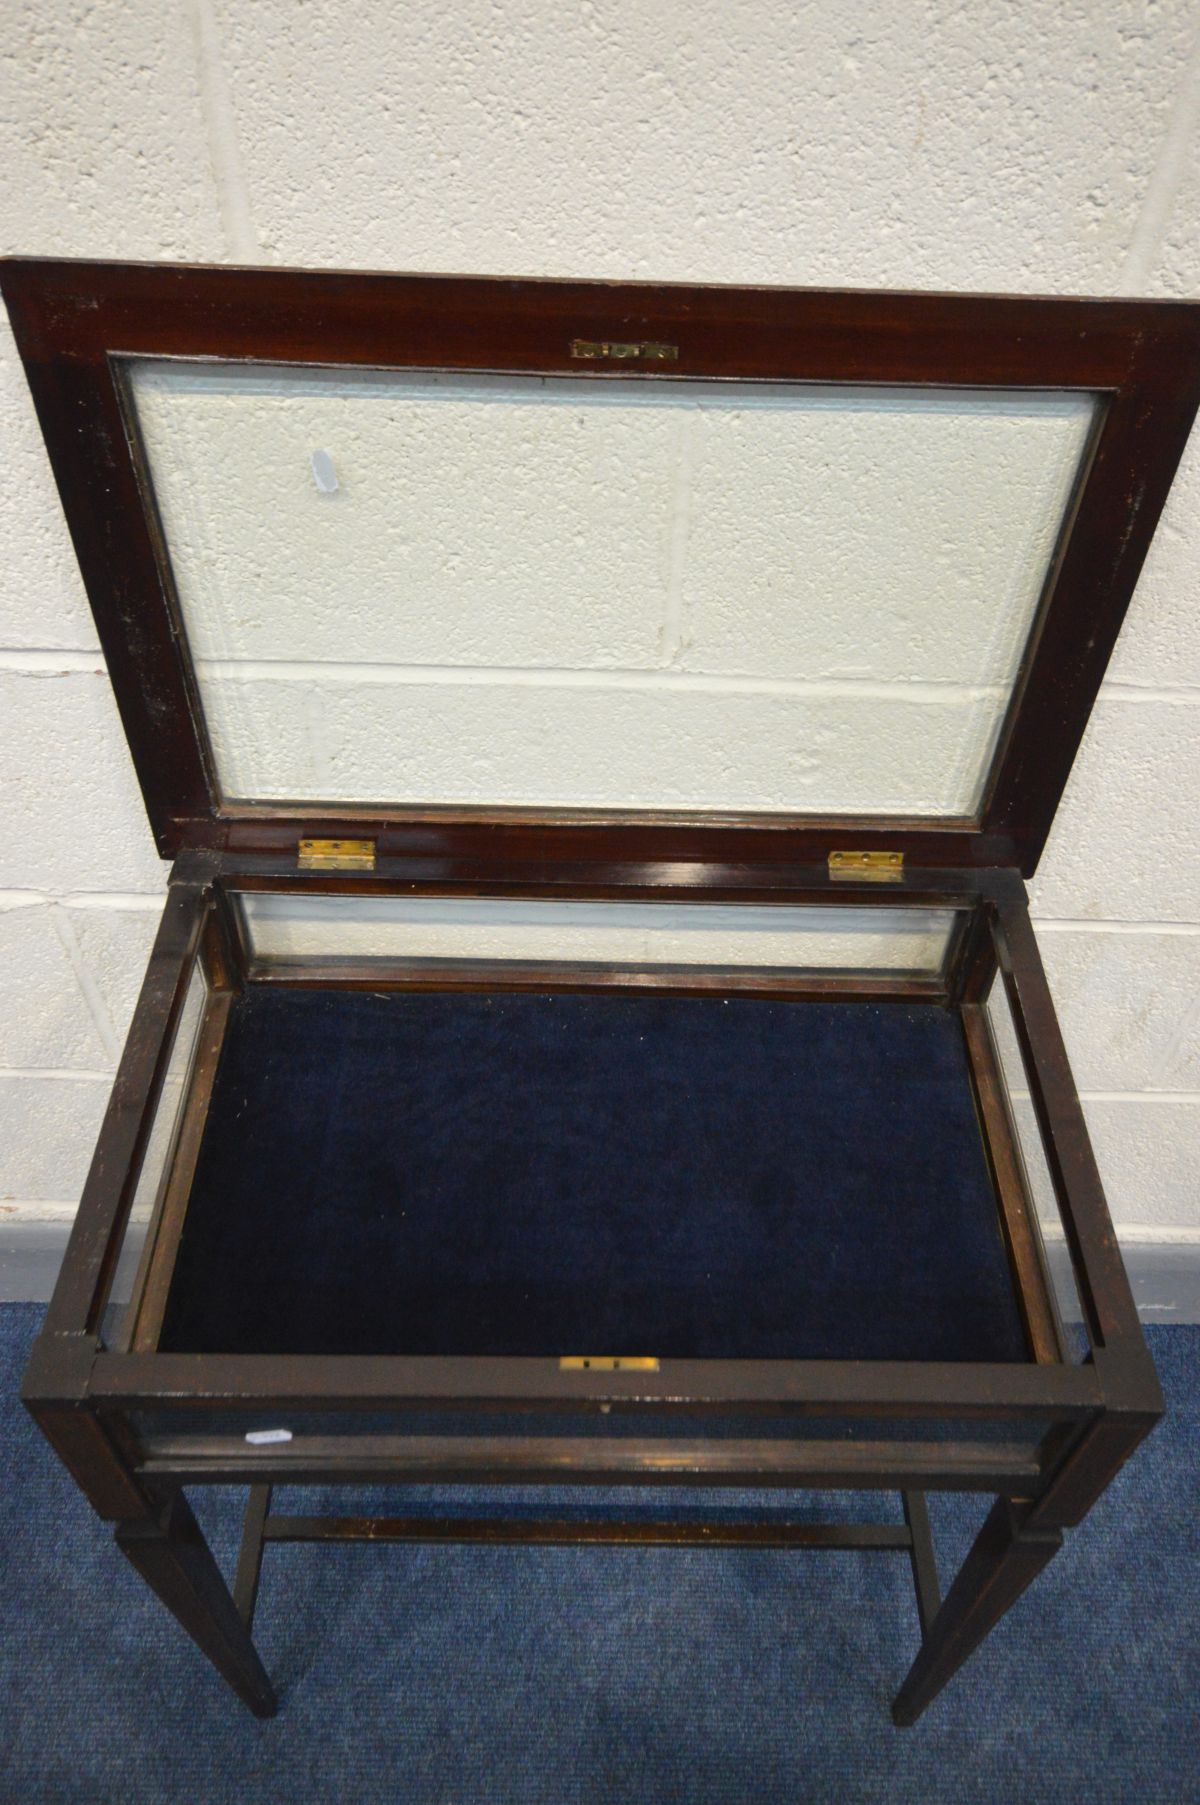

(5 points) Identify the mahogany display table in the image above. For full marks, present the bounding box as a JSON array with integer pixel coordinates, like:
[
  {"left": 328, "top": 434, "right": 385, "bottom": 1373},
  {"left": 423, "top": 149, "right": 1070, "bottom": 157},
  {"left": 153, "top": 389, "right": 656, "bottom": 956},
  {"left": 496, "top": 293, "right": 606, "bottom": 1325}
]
[{"left": 5, "top": 256, "right": 1191, "bottom": 1721}]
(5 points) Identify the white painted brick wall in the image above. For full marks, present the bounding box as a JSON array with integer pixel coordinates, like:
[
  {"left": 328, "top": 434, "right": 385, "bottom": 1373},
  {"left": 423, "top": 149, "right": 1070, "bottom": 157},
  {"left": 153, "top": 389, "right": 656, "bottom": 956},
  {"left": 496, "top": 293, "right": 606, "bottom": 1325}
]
[
  {"left": 2, "top": 0, "right": 1199, "bottom": 1245},
  {"left": 131, "top": 366, "right": 1092, "bottom": 814}
]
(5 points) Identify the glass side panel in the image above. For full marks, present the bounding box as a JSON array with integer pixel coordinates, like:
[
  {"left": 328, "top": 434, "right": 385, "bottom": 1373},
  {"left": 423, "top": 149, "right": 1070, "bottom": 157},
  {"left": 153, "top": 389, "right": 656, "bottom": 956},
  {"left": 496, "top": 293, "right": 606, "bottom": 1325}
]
[
  {"left": 986, "top": 975, "right": 1090, "bottom": 1361},
  {"left": 240, "top": 893, "right": 955, "bottom": 977},
  {"left": 128, "top": 1408, "right": 1053, "bottom": 1456},
  {"left": 100, "top": 957, "right": 209, "bottom": 1349},
  {"left": 127, "top": 362, "right": 1098, "bottom": 818}
]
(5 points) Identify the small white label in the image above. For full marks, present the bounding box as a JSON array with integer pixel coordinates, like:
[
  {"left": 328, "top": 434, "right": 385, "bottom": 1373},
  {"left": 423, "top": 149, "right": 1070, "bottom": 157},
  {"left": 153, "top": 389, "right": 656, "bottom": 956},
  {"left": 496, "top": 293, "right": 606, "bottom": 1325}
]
[{"left": 244, "top": 1428, "right": 293, "bottom": 1445}]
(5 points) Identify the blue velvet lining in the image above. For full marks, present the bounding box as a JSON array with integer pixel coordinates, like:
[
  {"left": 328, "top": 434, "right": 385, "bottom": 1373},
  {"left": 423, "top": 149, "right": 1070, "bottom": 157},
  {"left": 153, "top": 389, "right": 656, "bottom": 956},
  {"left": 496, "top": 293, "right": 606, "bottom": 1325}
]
[{"left": 159, "top": 988, "right": 1028, "bottom": 1363}]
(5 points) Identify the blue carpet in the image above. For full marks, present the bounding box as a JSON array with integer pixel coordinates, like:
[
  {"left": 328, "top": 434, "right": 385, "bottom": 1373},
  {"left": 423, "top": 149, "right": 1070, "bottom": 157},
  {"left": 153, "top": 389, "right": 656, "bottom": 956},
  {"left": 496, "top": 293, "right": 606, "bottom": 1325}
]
[{"left": 0, "top": 1306, "right": 1196, "bottom": 1804}]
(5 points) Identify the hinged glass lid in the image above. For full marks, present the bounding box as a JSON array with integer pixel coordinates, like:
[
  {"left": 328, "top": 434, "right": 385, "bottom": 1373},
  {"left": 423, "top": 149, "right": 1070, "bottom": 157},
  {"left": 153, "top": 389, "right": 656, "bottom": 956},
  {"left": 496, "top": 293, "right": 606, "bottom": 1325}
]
[
  {"left": 6, "top": 261, "right": 1199, "bottom": 868},
  {"left": 126, "top": 360, "right": 1096, "bottom": 819}
]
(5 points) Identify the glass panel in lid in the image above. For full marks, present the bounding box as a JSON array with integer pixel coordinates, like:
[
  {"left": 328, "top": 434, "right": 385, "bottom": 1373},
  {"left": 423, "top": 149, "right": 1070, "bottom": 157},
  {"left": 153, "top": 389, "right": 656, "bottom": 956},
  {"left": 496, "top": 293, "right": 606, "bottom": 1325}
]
[{"left": 126, "top": 362, "right": 1098, "bottom": 818}]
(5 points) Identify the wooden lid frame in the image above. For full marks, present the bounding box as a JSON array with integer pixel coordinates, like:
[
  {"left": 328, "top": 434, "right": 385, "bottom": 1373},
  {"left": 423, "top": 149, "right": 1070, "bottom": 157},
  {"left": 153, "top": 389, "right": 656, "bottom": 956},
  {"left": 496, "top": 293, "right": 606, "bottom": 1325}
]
[{"left": 5, "top": 256, "right": 1200, "bottom": 876}]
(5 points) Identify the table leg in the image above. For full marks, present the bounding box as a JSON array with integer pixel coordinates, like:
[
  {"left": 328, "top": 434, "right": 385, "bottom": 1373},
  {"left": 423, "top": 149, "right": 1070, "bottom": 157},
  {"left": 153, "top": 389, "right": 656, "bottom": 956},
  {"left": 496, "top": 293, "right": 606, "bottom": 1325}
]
[
  {"left": 233, "top": 1484, "right": 274, "bottom": 1629},
  {"left": 891, "top": 1495, "right": 1061, "bottom": 1726},
  {"left": 116, "top": 1487, "right": 278, "bottom": 1718},
  {"left": 901, "top": 1490, "right": 941, "bottom": 1638}
]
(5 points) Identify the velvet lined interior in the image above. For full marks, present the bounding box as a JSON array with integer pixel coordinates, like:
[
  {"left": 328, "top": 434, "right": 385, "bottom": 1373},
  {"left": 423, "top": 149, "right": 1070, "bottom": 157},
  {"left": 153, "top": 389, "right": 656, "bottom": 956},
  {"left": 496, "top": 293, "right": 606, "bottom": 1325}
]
[{"left": 158, "top": 989, "right": 1028, "bottom": 1363}]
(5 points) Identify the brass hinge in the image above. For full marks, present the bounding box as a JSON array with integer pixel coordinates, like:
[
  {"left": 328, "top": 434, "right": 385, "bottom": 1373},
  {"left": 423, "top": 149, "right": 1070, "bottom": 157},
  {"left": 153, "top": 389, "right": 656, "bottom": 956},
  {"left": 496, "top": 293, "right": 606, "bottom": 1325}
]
[
  {"left": 559, "top": 1356, "right": 661, "bottom": 1372},
  {"left": 828, "top": 850, "right": 904, "bottom": 884},
  {"left": 298, "top": 837, "right": 376, "bottom": 872},
  {"left": 570, "top": 339, "right": 678, "bottom": 362}
]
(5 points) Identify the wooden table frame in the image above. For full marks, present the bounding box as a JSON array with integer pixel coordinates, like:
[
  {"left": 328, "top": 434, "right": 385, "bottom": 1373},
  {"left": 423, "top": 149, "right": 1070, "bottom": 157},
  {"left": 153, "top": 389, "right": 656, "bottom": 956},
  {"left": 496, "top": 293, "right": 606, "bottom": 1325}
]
[
  {"left": 5, "top": 260, "right": 1191, "bottom": 1723},
  {"left": 22, "top": 852, "right": 1162, "bottom": 1724}
]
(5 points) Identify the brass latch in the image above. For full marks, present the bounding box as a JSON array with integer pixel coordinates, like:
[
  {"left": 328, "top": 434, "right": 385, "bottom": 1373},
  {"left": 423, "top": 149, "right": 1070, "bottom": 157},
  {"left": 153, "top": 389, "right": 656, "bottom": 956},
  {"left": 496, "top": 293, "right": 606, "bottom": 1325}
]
[
  {"left": 298, "top": 837, "right": 376, "bottom": 872},
  {"left": 828, "top": 850, "right": 904, "bottom": 884},
  {"left": 560, "top": 1356, "right": 661, "bottom": 1372},
  {"left": 570, "top": 339, "right": 678, "bottom": 362}
]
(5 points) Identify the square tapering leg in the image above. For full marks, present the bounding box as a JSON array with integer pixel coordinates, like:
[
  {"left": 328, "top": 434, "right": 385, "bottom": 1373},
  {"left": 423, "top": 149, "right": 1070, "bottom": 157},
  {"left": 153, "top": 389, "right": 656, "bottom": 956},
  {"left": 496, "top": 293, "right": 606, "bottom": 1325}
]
[
  {"left": 116, "top": 1488, "right": 277, "bottom": 1719},
  {"left": 892, "top": 1496, "right": 1061, "bottom": 1727}
]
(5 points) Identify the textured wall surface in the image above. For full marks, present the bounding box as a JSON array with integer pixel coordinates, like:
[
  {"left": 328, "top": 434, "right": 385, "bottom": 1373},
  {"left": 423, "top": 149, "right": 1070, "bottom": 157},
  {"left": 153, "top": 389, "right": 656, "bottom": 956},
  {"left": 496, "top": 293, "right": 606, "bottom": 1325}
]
[{"left": 2, "top": 0, "right": 1199, "bottom": 1247}]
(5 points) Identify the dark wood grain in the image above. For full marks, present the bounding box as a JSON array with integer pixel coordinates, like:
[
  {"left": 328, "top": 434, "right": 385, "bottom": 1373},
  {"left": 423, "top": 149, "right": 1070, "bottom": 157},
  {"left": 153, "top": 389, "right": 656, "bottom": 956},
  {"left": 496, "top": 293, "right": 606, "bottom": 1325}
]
[
  {"left": 217, "top": 852, "right": 1005, "bottom": 905},
  {"left": 903, "top": 1490, "right": 942, "bottom": 1637},
  {"left": 258, "top": 1513, "right": 916, "bottom": 1549},
  {"left": 90, "top": 1348, "right": 1102, "bottom": 1413},
  {"left": 892, "top": 1497, "right": 1062, "bottom": 1725},
  {"left": 116, "top": 1487, "right": 277, "bottom": 1717},
  {"left": 4, "top": 256, "right": 1198, "bottom": 875}
]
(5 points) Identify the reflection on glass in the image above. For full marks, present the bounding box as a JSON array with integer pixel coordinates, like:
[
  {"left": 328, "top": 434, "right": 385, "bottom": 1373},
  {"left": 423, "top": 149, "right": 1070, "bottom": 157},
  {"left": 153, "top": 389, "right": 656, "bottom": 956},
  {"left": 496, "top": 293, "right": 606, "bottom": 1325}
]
[
  {"left": 101, "top": 958, "right": 209, "bottom": 1349},
  {"left": 240, "top": 894, "right": 956, "bottom": 977},
  {"left": 128, "top": 362, "right": 1097, "bottom": 818},
  {"left": 986, "top": 978, "right": 1089, "bottom": 1360}
]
